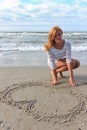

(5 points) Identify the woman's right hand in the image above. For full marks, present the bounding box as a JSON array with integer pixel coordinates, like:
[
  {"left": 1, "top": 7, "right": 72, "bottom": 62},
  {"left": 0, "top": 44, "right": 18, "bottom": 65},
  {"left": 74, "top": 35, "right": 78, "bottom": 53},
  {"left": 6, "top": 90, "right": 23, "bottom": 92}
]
[{"left": 51, "top": 69, "right": 58, "bottom": 86}]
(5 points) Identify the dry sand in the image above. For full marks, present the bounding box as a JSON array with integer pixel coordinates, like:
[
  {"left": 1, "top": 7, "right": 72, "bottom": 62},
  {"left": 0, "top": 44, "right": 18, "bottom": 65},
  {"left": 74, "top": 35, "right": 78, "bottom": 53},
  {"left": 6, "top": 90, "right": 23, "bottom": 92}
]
[{"left": 0, "top": 66, "right": 87, "bottom": 130}]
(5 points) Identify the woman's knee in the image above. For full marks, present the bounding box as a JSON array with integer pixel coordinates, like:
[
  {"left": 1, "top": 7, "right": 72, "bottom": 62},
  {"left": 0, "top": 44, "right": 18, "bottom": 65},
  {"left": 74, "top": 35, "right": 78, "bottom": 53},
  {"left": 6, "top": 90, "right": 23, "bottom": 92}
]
[{"left": 72, "top": 59, "right": 80, "bottom": 69}]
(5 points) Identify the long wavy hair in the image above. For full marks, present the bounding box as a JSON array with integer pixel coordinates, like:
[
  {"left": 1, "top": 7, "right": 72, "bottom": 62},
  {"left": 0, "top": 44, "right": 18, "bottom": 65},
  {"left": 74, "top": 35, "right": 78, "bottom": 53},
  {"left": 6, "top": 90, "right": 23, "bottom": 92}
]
[{"left": 44, "top": 26, "right": 63, "bottom": 51}]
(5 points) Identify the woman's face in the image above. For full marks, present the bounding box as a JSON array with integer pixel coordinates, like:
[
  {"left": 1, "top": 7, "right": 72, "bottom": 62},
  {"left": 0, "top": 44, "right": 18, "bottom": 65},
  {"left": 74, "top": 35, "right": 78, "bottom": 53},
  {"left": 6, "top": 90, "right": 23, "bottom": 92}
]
[{"left": 54, "top": 31, "right": 62, "bottom": 43}]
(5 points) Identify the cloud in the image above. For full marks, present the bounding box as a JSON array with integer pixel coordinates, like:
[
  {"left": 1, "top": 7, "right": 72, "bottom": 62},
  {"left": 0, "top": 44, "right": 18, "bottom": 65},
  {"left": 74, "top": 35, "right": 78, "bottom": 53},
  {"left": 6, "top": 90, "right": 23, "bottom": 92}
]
[
  {"left": 0, "top": 0, "right": 87, "bottom": 31},
  {"left": 0, "top": 0, "right": 19, "bottom": 9}
]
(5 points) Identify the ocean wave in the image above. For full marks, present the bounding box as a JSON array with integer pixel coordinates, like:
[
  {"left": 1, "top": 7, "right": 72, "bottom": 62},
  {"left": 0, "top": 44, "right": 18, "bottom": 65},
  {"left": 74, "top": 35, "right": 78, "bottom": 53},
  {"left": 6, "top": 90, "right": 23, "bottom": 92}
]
[
  {"left": 72, "top": 46, "right": 87, "bottom": 52},
  {"left": 0, "top": 45, "right": 87, "bottom": 53},
  {"left": 0, "top": 31, "right": 87, "bottom": 53},
  {"left": 0, "top": 32, "right": 48, "bottom": 37},
  {"left": 0, "top": 45, "right": 44, "bottom": 52}
]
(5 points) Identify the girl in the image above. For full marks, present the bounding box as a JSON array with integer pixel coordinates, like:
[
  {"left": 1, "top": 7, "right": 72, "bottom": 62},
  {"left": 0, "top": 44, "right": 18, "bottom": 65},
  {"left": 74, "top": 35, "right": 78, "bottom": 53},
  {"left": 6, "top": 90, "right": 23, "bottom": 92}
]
[{"left": 44, "top": 26, "right": 80, "bottom": 87}]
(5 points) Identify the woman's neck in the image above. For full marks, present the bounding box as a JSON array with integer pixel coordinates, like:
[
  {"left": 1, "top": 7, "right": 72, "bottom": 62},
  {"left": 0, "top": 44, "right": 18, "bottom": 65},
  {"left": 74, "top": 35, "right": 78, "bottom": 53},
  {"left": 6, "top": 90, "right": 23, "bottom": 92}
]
[{"left": 54, "top": 39, "right": 65, "bottom": 50}]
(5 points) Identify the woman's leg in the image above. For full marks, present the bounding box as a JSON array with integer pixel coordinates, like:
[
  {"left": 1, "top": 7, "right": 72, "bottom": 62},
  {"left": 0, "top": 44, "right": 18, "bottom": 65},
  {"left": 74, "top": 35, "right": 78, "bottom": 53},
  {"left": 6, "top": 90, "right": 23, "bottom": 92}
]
[{"left": 56, "top": 58, "right": 80, "bottom": 74}]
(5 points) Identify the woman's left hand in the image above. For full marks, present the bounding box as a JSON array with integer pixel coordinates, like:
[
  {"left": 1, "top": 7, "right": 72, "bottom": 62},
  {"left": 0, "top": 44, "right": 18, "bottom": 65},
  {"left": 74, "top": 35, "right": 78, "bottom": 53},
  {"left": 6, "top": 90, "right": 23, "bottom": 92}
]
[{"left": 69, "top": 77, "right": 77, "bottom": 87}]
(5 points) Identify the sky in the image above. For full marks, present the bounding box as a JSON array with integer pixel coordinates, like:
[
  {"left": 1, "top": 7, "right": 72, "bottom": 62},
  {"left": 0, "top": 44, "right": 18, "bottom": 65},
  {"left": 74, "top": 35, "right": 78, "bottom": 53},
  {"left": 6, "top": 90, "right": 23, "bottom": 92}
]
[{"left": 0, "top": 0, "right": 87, "bottom": 32}]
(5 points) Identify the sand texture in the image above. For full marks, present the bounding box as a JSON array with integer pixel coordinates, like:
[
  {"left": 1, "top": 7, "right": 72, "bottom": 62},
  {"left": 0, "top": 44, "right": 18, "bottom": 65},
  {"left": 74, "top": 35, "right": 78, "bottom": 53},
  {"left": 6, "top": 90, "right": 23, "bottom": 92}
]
[{"left": 0, "top": 66, "right": 87, "bottom": 130}]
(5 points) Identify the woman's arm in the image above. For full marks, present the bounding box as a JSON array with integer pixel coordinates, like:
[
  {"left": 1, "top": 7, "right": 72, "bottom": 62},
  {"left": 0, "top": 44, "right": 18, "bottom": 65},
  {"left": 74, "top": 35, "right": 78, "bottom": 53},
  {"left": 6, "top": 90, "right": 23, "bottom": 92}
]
[
  {"left": 51, "top": 69, "right": 58, "bottom": 85},
  {"left": 67, "top": 62, "right": 76, "bottom": 87},
  {"left": 46, "top": 50, "right": 58, "bottom": 85}
]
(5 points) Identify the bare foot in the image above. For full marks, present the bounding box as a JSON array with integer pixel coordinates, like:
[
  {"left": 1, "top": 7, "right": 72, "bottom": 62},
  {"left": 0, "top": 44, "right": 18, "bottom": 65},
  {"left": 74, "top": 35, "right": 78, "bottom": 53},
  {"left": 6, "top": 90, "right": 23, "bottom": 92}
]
[
  {"left": 58, "top": 72, "right": 65, "bottom": 79},
  {"left": 58, "top": 75, "right": 66, "bottom": 79}
]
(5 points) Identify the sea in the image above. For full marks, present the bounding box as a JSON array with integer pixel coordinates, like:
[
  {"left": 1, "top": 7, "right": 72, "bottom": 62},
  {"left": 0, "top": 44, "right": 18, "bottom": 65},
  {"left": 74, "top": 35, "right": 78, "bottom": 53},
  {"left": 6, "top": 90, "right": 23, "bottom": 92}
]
[{"left": 0, "top": 31, "right": 87, "bottom": 66}]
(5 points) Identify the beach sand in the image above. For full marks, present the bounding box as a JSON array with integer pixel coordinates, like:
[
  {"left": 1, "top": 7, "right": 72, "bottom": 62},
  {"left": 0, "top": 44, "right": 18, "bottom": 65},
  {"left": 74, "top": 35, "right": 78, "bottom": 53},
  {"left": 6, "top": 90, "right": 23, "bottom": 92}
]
[{"left": 0, "top": 66, "right": 87, "bottom": 130}]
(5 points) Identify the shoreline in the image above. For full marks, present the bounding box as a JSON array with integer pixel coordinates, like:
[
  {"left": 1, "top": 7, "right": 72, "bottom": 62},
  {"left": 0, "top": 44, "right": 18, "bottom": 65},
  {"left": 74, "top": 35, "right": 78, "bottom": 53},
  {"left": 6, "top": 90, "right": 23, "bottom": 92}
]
[
  {"left": 0, "top": 65, "right": 87, "bottom": 130},
  {"left": 0, "top": 51, "right": 87, "bottom": 66}
]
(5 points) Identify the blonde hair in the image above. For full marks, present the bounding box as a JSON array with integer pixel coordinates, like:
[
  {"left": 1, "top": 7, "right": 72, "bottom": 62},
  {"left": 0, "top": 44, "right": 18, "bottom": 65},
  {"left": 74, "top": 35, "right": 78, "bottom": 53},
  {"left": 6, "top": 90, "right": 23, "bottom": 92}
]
[{"left": 44, "top": 26, "right": 63, "bottom": 51}]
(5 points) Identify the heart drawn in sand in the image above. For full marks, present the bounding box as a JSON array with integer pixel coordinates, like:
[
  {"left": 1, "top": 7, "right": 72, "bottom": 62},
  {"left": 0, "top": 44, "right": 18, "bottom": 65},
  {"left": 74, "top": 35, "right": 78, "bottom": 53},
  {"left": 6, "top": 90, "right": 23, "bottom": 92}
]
[{"left": 0, "top": 81, "right": 87, "bottom": 124}]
